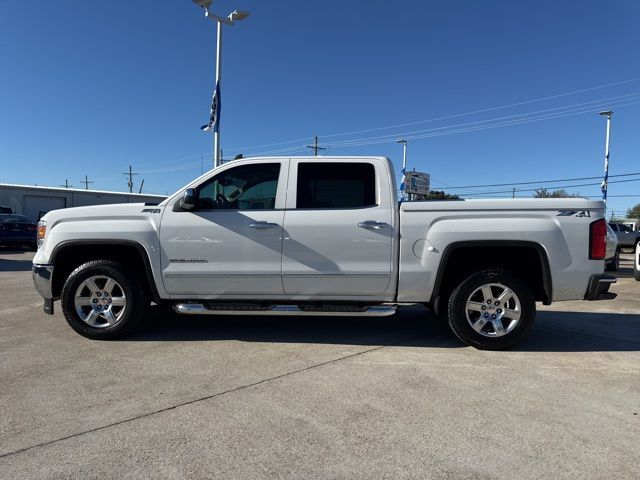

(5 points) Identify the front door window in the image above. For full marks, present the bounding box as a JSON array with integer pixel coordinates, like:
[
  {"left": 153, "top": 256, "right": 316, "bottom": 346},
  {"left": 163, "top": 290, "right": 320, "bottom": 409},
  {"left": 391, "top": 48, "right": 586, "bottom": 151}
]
[{"left": 196, "top": 163, "right": 280, "bottom": 210}]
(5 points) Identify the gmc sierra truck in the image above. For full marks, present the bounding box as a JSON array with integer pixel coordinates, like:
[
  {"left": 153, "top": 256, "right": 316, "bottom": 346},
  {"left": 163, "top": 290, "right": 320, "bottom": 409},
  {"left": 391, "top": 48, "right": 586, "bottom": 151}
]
[{"left": 33, "top": 156, "right": 615, "bottom": 349}]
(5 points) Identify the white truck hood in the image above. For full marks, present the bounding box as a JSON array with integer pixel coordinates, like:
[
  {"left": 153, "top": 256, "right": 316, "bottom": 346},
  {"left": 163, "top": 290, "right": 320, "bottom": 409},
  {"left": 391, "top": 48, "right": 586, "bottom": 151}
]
[{"left": 42, "top": 203, "right": 164, "bottom": 225}]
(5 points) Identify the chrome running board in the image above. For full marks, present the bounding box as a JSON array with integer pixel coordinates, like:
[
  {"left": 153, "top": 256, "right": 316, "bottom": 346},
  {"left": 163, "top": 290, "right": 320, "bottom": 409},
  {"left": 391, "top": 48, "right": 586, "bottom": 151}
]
[{"left": 173, "top": 303, "right": 397, "bottom": 317}]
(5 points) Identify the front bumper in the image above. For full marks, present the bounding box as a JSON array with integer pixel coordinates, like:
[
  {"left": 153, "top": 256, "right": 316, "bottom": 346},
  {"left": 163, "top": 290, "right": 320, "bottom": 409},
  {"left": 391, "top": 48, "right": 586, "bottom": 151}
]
[
  {"left": 32, "top": 264, "right": 55, "bottom": 314},
  {"left": 584, "top": 274, "right": 617, "bottom": 301}
]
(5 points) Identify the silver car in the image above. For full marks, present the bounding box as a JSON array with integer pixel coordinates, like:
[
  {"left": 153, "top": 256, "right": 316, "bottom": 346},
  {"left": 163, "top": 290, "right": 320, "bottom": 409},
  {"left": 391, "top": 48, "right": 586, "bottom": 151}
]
[
  {"left": 608, "top": 222, "right": 640, "bottom": 249},
  {"left": 605, "top": 223, "right": 619, "bottom": 271}
]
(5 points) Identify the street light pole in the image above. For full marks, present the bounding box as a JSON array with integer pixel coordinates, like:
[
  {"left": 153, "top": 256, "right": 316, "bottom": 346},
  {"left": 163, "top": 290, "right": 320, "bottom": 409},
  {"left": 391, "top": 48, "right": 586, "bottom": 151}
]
[
  {"left": 396, "top": 139, "right": 407, "bottom": 200},
  {"left": 599, "top": 110, "right": 613, "bottom": 204},
  {"left": 192, "top": 1, "right": 250, "bottom": 168}
]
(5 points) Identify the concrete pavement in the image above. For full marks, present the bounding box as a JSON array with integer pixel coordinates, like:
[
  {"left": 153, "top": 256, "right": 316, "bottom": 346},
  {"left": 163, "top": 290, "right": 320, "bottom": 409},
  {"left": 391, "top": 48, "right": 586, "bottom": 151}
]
[{"left": 1, "top": 249, "right": 638, "bottom": 479}]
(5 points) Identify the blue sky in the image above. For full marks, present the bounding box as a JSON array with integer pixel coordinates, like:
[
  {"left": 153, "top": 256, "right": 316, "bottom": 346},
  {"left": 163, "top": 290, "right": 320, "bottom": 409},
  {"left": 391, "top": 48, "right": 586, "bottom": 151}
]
[{"left": 1, "top": 0, "right": 639, "bottom": 217}]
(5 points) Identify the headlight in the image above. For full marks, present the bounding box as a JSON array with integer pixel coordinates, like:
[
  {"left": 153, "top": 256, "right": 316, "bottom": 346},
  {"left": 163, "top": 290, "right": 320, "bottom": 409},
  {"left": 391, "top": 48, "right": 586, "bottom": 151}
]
[{"left": 37, "top": 220, "right": 47, "bottom": 249}]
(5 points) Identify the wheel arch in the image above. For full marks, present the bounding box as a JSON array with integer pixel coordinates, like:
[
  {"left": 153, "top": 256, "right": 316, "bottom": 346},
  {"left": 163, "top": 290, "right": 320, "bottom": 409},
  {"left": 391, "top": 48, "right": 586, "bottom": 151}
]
[
  {"left": 431, "top": 240, "right": 552, "bottom": 314},
  {"left": 49, "top": 240, "right": 161, "bottom": 303}
]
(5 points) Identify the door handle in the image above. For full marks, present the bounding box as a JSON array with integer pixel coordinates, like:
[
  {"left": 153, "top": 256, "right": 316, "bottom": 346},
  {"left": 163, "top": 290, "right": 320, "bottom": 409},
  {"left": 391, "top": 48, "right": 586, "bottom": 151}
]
[
  {"left": 358, "top": 221, "right": 390, "bottom": 230},
  {"left": 249, "top": 222, "right": 279, "bottom": 229}
]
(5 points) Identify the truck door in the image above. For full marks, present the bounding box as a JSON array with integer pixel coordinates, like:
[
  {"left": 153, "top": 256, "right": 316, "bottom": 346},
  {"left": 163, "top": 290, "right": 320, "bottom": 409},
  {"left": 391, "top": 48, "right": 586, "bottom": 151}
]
[
  {"left": 281, "top": 159, "right": 395, "bottom": 297},
  {"left": 160, "top": 160, "right": 287, "bottom": 296}
]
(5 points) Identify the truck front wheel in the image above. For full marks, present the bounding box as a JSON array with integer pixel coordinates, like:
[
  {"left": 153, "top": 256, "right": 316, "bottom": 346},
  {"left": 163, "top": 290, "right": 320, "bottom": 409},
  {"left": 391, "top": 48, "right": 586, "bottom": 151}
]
[
  {"left": 61, "top": 260, "right": 147, "bottom": 339},
  {"left": 447, "top": 269, "right": 535, "bottom": 350}
]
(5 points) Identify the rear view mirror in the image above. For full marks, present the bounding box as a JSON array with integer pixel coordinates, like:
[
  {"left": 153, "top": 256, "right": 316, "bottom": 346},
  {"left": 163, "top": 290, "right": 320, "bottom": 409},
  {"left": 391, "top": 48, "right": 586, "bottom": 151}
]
[{"left": 174, "top": 188, "right": 196, "bottom": 211}]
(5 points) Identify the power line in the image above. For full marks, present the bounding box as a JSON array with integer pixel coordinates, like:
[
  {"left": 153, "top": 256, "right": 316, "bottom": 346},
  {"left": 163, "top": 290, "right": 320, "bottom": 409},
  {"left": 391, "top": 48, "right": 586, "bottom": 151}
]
[
  {"left": 325, "top": 92, "right": 640, "bottom": 147},
  {"left": 440, "top": 171, "right": 640, "bottom": 190},
  {"left": 224, "top": 75, "right": 640, "bottom": 153},
  {"left": 98, "top": 82, "right": 640, "bottom": 178},
  {"left": 244, "top": 97, "right": 640, "bottom": 156},
  {"left": 599, "top": 194, "right": 640, "bottom": 198},
  {"left": 320, "top": 96, "right": 640, "bottom": 149},
  {"left": 457, "top": 177, "right": 640, "bottom": 197},
  {"left": 129, "top": 80, "right": 640, "bottom": 172}
]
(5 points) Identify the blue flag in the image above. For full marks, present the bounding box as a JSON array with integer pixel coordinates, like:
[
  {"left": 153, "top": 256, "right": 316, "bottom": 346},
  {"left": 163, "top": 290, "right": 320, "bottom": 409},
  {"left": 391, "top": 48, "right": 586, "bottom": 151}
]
[
  {"left": 201, "top": 81, "right": 221, "bottom": 133},
  {"left": 601, "top": 152, "right": 609, "bottom": 199}
]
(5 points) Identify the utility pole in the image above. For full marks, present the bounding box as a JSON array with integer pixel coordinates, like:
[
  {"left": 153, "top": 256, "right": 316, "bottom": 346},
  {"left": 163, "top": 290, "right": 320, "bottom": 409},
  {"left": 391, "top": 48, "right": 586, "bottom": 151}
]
[
  {"left": 306, "top": 136, "right": 326, "bottom": 156},
  {"left": 512, "top": 187, "right": 516, "bottom": 198},
  {"left": 80, "top": 175, "right": 93, "bottom": 190},
  {"left": 60, "top": 179, "right": 73, "bottom": 189},
  {"left": 598, "top": 110, "right": 613, "bottom": 204},
  {"left": 138, "top": 180, "right": 144, "bottom": 194},
  {"left": 122, "top": 165, "right": 139, "bottom": 193}
]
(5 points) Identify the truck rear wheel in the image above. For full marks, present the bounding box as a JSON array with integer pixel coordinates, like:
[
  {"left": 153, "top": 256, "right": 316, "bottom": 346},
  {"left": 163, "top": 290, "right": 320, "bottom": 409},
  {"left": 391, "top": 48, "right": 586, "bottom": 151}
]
[
  {"left": 447, "top": 269, "right": 535, "bottom": 350},
  {"left": 61, "top": 260, "right": 147, "bottom": 340}
]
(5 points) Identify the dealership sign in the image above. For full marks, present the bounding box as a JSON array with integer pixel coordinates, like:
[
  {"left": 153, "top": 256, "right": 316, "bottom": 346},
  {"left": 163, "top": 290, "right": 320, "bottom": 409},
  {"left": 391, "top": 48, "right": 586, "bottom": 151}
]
[{"left": 404, "top": 172, "right": 430, "bottom": 195}]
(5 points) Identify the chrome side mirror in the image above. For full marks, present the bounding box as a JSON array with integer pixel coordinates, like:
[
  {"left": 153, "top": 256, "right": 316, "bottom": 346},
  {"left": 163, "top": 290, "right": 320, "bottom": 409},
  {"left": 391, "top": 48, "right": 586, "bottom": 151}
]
[{"left": 174, "top": 188, "right": 196, "bottom": 211}]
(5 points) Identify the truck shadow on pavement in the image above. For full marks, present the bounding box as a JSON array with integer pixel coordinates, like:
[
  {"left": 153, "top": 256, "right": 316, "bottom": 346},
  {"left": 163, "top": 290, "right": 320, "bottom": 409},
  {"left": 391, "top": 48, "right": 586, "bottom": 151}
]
[
  {"left": 133, "top": 305, "right": 462, "bottom": 349},
  {"left": 130, "top": 305, "right": 640, "bottom": 353}
]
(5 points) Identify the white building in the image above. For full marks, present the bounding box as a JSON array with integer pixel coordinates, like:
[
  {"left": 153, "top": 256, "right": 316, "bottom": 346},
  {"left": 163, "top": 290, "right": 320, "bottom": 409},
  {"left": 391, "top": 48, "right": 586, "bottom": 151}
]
[{"left": 0, "top": 184, "right": 166, "bottom": 222}]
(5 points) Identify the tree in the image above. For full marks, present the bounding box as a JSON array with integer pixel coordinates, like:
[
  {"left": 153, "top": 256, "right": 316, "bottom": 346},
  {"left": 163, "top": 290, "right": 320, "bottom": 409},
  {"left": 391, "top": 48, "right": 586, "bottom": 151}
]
[
  {"left": 533, "top": 188, "right": 581, "bottom": 198},
  {"left": 423, "top": 190, "right": 461, "bottom": 200},
  {"left": 627, "top": 203, "right": 640, "bottom": 219}
]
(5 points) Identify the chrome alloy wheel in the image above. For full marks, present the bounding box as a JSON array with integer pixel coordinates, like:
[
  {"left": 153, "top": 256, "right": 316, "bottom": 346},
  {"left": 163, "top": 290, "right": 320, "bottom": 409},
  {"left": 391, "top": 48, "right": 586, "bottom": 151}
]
[
  {"left": 74, "top": 275, "right": 126, "bottom": 328},
  {"left": 465, "top": 283, "right": 521, "bottom": 337}
]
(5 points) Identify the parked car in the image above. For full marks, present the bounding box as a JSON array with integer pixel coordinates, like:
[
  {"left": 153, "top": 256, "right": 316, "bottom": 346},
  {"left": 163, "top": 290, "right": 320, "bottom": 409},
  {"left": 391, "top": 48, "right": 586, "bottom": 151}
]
[
  {"left": 0, "top": 214, "right": 37, "bottom": 250},
  {"left": 634, "top": 241, "right": 640, "bottom": 281},
  {"left": 605, "top": 223, "right": 620, "bottom": 271},
  {"left": 608, "top": 222, "right": 640, "bottom": 250},
  {"left": 32, "top": 156, "right": 616, "bottom": 350},
  {"left": 0, "top": 206, "right": 13, "bottom": 214}
]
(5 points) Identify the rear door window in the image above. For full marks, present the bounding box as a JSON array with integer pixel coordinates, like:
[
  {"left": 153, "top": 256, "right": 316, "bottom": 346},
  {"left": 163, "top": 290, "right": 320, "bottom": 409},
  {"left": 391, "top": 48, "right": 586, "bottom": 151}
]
[{"left": 296, "top": 163, "right": 376, "bottom": 209}]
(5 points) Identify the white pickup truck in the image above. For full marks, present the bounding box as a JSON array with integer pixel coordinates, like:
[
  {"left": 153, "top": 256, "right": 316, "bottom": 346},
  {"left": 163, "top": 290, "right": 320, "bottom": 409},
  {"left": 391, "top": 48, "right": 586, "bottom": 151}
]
[{"left": 33, "top": 156, "right": 615, "bottom": 349}]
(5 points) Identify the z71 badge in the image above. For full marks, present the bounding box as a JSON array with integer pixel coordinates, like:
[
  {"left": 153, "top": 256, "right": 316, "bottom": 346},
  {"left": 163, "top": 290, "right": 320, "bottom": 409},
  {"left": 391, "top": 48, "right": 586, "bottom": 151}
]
[{"left": 557, "top": 210, "right": 590, "bottom": 217}]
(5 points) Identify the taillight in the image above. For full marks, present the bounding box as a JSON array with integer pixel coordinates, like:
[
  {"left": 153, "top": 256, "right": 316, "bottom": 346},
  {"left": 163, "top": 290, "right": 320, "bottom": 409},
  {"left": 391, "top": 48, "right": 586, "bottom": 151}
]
[{"left": 589, "top": 218, "right": 607, "bottom": 260}]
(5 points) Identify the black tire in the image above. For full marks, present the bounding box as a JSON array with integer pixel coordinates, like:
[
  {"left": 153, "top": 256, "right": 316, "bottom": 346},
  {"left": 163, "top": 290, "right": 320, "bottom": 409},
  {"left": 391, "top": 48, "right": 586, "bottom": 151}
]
[
  {"left": 605, "top": 248, "right": 620, "bottom": 272},
  {"left": 447, "top": 269, "right": 536, "bottom": 350},
  {"left": 61, "top": 260, "right": 148, "bottom": 340}
]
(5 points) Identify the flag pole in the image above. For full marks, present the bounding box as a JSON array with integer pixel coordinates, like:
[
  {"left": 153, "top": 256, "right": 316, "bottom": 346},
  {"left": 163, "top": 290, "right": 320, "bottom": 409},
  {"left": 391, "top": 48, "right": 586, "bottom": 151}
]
[
  {"left": 396, "top": 139, "right": 407, "bottom": 201},
  {"left": 599, "top": 110, "right": 613, "bottom": 204},
  {"left": 214, "top": 20, "right": 222, "bottom": 168}
]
